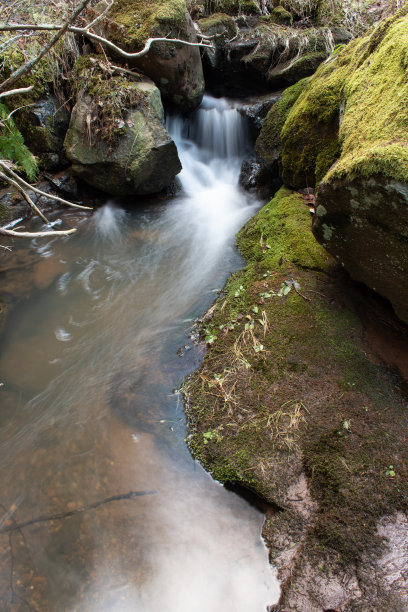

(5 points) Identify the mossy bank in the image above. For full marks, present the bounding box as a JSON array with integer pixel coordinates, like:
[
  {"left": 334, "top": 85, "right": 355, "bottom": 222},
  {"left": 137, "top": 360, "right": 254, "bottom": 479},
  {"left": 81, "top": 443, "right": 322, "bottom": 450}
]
[{"left": 184, "top": 187, "right": 408, "bottom": 610}]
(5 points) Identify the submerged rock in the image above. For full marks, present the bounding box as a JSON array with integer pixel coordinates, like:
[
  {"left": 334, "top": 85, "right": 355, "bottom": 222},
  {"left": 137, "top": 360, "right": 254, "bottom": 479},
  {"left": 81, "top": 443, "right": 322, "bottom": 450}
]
[
  {"left": 279, "top": 6, "right": 408, "bottom": 322},
  {"left": 64, "top": 68, "right": 181, "bottom": 196}
]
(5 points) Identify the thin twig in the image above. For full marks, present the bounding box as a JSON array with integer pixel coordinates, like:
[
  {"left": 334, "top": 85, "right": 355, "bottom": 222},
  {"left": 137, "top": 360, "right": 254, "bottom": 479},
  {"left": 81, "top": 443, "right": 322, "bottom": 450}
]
[
  {"left": 0, "top": 162, "right": 92, "bottom": 210},
  {"left": 0, "top": 172, "right": 49, "bottom": 223}
]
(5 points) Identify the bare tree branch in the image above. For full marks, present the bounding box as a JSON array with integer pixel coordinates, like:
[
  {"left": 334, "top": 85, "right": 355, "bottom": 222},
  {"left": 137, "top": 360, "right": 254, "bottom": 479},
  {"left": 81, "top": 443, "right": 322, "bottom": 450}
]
[
  {"left": 0, "top": 86, "right": 34, "bottom": 99},
  {"left": 0, "top": 227, "right": 77, "bottom": 238},
  {"left": 0, "top": 24, "right": 215, "bottom": 62},
  {"left": 0, "top": 172, "right": 49, "bottom": 223},
  {"left": 0, "top": 162, "right": 93, "bottom": 211},
  {"left": 0, "top": 0, "right": 92, "bottom": 93}
]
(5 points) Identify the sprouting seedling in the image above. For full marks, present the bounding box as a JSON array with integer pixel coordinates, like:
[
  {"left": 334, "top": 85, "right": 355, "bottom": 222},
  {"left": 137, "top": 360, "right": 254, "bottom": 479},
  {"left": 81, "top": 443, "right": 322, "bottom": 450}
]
[{"left": 385, "top": 465, "right": 396, "bottom": 477}]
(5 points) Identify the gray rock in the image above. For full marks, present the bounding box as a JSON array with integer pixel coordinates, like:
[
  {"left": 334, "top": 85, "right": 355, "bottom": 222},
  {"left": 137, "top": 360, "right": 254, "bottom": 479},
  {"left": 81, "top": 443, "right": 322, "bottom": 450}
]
[
  {"left": 23, "top": 96, "right": 70, "bottom": 170},
  {"left": 314, "top": 176, "right": 408, "bottom": 324},
  {"left": 64, "top": 78, "right": 181, "bottom": 196}
]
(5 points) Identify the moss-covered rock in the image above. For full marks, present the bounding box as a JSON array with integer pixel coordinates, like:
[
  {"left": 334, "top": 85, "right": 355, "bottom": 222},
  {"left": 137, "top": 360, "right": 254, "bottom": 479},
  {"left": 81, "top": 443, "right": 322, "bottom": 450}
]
[
  {"left": 208, "top": 0, "right": 261, "bottom": 15},
  {"left": 280, "top": 7, "right": 408, "bottom": 322},
  {"left": 94, "top": 0, "right": 204, "bottom": 112},
  {"left": 255, "top": 77, "right": 309, "bottom": 167},
  {"left": 184, "top": 186, "right": 408, "bottom": 608},
  {"left": 269, "top": 6, "right": 293, "bottom": 26},
  {"left": 64, "top": 65, "right": 181, "bottom": 196},
  {"left": 201, "top": 19, "right": 332, "bottom": 95},
  {"left": 198, "top": 12, "right": 238, "bottom": 38}
]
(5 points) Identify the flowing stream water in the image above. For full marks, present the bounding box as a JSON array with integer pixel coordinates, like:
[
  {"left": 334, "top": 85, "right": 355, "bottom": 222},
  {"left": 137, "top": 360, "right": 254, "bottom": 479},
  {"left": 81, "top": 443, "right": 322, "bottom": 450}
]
[{"left": 0, "top": 96, "right": 280, "bottom": 611}]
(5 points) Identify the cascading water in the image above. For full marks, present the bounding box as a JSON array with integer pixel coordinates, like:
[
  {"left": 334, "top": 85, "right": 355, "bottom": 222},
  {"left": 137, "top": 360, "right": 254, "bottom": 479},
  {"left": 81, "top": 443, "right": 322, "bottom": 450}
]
[{"left": 0, "top": 96, "right": 280, "bottom": 611}]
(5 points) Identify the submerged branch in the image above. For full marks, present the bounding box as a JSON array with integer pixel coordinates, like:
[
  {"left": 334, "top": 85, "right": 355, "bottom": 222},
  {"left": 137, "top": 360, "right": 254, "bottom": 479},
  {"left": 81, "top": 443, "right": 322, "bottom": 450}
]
[
  {"left": 0, "top": 227, "right": 77, "bottom": 238},
  {"left": 0, "top": 490, "right": 157, "bottom": 533}
]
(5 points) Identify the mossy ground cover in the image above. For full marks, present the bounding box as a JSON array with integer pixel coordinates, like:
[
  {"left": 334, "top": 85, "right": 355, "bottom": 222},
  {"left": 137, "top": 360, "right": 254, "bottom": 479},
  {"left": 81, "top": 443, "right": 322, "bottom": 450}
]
[{"left": 184, "top": 187, "right": 408, "bottom": 566}]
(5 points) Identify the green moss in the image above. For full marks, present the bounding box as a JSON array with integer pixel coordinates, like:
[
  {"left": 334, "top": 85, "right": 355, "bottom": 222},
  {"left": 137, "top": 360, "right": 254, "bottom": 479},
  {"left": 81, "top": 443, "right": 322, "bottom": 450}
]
[
  {"left": 281, "top": 9, "right": 408, "bottom": 189},
  {"left": 184, "top": 184, "right": 408, "bottom": 566},
  {"left": 108, "top": 0, "right": 188, "bottom": 50},
  {"left": 270, "top": 6, "right": 293, "bottom": 26},
  {"left": 0, "top": 202, "right": 11, "bottom": 222},
  {"left": 72, "top": 56, "right": 147, "bottom": 147},
  {"left": 209, "top": 0, "right": 260, "bottom": 15},
  {"left": 238, "top": 187, "right": 333, "bottom": 271},
  {"left": 198, "top": 12, "right": 237, "bottom": 38},
  {"left": 255, "top": 78, "right": 309, "bottom": 166}
]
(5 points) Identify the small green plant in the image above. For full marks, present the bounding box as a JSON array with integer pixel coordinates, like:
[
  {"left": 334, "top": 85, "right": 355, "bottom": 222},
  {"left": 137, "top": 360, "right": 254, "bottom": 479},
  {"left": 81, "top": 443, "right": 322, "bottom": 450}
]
[
  {"left": 385, "top": 465, "right": 396, "bottom": 477},
  {"left": 234, "top": 284, "right": 244, "bottom": 297},
  {"left": 0, "top": 103, "right": 38, "bottom": 180},
  {"left": 203, "top": 427, "right": 224, "bottom": 445}
]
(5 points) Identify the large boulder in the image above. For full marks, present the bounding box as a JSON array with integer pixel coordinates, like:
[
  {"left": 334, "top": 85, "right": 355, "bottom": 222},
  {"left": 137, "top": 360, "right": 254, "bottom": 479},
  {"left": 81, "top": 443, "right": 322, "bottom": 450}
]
[
  {"left": 93, "top": 0, "right": 204, "bottom": 113},
  {"left": 279, "top": 7, "right": 408, "bottom": 323},
  {"left": 64, "top": 62, "right": 181, "bottom": 196}
]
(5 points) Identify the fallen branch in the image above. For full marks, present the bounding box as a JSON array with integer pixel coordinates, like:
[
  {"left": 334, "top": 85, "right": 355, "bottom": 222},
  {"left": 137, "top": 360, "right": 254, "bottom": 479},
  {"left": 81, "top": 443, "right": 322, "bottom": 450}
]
[
  {"left": 0, "top": 85, "right": 34, "bottom": 99},
  {"left": 0, "top": 24, "right": 215, "bottom": 62},
  {"left": 0, "top": 490, "right": 156, "bottom": 534},
  {"left": 0, "top": 172, "right": 49, "bottom": 223},
  {"left": 0, "top": 227, "right": 76, "bottom": 238},
  {"left": 0, "top": 161, "right": 92, "bottom": 211}
]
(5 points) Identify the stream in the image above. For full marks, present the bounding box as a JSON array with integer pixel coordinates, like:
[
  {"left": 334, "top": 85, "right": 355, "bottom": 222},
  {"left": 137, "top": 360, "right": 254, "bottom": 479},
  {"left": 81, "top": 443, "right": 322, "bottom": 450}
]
[{"left": 0, "top": 96, "right": 280, "bottom": 611}]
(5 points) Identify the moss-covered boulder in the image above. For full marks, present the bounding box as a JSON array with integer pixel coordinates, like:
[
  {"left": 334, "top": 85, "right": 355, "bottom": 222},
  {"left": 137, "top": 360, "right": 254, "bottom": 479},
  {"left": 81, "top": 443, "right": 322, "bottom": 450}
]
[
  {"left": 206, "top": 0, "right": 262, "bottom": 15},
  {"left": 280, "top": 7, "right": 408, "bottom": 322},
  {"left": 269, "top": 6, "right": 293, "bottom": 26},
  {"left": 255, "top": 77, "right": 309, "bottom": 167},
  {"left": 95, "top": 0, "right": 204, "bottom": 112},
  {"left": 64, "top": 65, "right": 181, "bottom": 196}
]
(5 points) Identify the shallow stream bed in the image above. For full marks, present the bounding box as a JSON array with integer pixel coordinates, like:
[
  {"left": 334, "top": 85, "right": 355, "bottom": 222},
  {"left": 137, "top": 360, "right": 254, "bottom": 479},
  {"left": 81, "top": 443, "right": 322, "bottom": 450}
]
[{"left": 0, "top": 97, "right": 280, "bottom": 611}]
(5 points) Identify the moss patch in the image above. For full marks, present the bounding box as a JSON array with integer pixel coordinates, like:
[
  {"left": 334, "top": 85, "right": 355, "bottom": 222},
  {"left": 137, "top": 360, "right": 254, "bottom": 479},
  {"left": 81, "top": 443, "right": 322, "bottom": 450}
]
[
  {"left": 270, "top": 6, "right": 293, "bottom": 26},
  {"left": 198, "top": 12, "right": 238, "bottom": 38},
  {"left": 107, "top": 0, "right": 188, "bottom": 50},
  {"left": 71, "top": 56, "right": 147, "bottom": 148},
  {"left": 255, "top": 78, "right": 309, "bottom": 166},
  {"left": 184, "top": 186, "right": 408, "bottom": 566}
]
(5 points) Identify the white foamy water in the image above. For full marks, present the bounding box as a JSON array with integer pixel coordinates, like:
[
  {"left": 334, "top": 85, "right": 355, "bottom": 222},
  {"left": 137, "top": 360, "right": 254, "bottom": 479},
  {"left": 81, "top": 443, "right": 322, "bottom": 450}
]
[{"left": 0, "top": 96, "right": 280, "bottom": 611}]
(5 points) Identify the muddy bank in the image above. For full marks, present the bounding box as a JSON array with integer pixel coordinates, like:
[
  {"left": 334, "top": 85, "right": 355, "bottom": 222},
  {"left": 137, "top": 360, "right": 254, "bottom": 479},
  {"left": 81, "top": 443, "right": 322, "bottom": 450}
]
[{"left": 183, "top": 187, "right": 408, "bottom": 611}]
